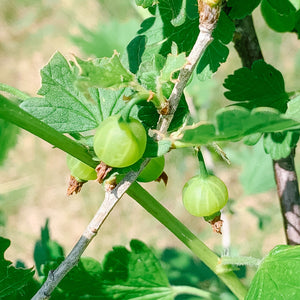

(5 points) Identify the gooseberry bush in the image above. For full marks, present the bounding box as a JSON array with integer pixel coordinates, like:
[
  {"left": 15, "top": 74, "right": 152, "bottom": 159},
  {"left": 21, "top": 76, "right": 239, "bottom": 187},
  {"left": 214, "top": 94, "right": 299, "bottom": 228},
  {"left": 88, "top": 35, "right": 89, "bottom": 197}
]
[{"left": 1, "top": 0, "right": 300, "bottom": 299}]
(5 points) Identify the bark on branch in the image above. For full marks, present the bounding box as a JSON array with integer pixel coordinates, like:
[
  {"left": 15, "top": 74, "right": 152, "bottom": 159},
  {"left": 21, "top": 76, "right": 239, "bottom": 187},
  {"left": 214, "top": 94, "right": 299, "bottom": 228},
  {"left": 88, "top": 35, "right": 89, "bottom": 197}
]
[{"left": 232, "top": 15, "right": 300, "bottom": 245}]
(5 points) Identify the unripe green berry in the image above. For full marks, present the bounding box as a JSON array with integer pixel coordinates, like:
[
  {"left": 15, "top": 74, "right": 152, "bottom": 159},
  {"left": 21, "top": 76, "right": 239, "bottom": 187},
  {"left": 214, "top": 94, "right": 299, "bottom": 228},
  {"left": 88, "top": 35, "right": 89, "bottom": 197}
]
[
  {"left": 93, "top": 115, "right": 147, "bottom": 168},
  {"left": 137, "top": 156, "right": 165, "bottom": 182},
  {"left": 182, "top": 175, "right": 228, "bottom": 217},
  {"left": 66, "top": 154, "right": 97, "bottom": 182}
]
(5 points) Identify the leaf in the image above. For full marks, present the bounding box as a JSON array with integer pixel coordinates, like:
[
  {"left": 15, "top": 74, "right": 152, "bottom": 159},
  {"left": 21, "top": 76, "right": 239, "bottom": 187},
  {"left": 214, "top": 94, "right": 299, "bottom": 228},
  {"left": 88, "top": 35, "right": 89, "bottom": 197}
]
[
  {"left": 263, "top": 131, "right": 300, "bottom": 160},
  {"left": 179, "top": 106, "right": 300, "bottom": 145},
  {"left": 143, "top": 138, "right": 172, "bottom": 157},
  {"left": 227, "top": 140, "right": 276, "bottom": 194},
  {"left": 285, "top": 94, "right": 300, "bottom": 122},
  {"left": 227, "top": 0, "right": 261, "bottom": 19},
  {"left": 101, "top": 239, "right": 173, "bottom": 300},
  {"left": 261, "top": 0, "right": 297, "bottom": 32},
  {"left": 135, "top": 0, "right": 158, "bottom": 9},
  {"left": 0, "top": 119, "right": 19, "bottom": 166},
  {"left": 90, "top": 88, "right": 127, "bottom": 122},
  {"left": 33, "top": 219, "right": 64, "bottom": 276},
  {"left": 0, "top": 237, "right": 35, "bottom": 298},
  {"left": 168, "top": 95, "right": 189, "bottom": 132},
  {"left": 160, "top": 52, "right": 186, "bottom": 83},
  {"left": 58, "top": 257, "right": 103, "bottom": 296},
  {"left": 134, "top": 54, "right": 189, "bottom": 131},
  {"left": 71, "top": 20, "right": 140, "bottom": 58},
  {"left": 246, "top": 245, "right": 300, "bottom": 299},
  {"left": 197, "top": 11, "right": 235, "bottom": 80},
  {"left": 127, "top": 35, "right": 147, "bottom": 74},
  {"left": 243, "top": 133, "right": 262, "bottom": 146},
  {"left": 127, "top": 0, "right": 199, "bottom": 72},
  {"left": 75, "top": 53, "right": 136, "bottom": 90},
  {"left": 20, "top": 52, "right": 101, "bottom": 133},
  {"left": 131, "top": 101, "right": 159, "bottom": 129},
  {"left": 223, "top": 60, "right": 289, "bottom": 112}
]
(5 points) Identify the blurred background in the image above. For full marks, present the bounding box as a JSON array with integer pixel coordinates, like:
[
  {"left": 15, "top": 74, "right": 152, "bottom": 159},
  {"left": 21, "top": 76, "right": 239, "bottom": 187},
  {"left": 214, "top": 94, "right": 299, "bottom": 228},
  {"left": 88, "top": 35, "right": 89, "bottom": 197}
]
[{"left": 0, "top": 0, "right": 299, "bottom": 289}]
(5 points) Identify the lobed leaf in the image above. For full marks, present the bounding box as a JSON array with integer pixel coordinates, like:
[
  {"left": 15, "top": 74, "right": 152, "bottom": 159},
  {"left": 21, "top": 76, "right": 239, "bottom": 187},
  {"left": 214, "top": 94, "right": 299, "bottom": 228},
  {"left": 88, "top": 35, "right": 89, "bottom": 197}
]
[
  {"left": 58, "top": 257, "right": 103, "bottom": 296},
  {"left": 33, "top": 219, "right": 64, "bottom": 276},
  {"left": 20, "top": 52, "right": 101, "bottom": 133},
  {"left": 285, "top": 94, "right": 300, "bottom": 122},
  {"left": 54, "top": 239, "right": 173, "bottom": 299},
  {"left": 179, "top": 106, "right": 300, "bottom": 145},
  {"left": 0, "top": 237, "right": 35, "bottom": 298},
  {"left": 197, "top": 11, "right": 235, "bottom": 80},
  {"left": 101, "top": 239, "right": 173, "bottom": 300},
  {"left": 227, "top": 0, "right": 261, "bottom": 19},
  {"left": 135, "top": 0, "right": 158, "bottom": 9},
  {"left": 127, "top": 0, "right": 199, "bottom": 73},
  {"left": 246, "top": 245, "right": 300, "bottom": 299},
  {"left": 223, "top": 60, "right": 289, "bottom": 112},
  {"left": 75, "top": 53, "right": 136, "bottom": 90},
  {"left": 227, "top": 140, "right": 276, "bottom": 194},
  {"left": 261, "top": 0, "right": 297, "bottom": 33},
  {"left": 263, "top": 131, "right": 300, "bottom": 160}
]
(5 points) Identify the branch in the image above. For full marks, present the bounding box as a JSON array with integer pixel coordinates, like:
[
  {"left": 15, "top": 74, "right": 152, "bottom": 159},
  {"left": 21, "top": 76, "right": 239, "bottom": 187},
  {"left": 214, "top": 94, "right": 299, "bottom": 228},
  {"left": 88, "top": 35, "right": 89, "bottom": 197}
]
[
  {"left": 32, "top": 3, "right": 221, "bottom": 299},
  {"left": 157, "top": 3, "right": 219, "bottom": 133},
  {"left": 273, "top": 150, "right": 300, "bottom": 244},
  {"left": 31, "top": 160, "right": 150, "bottom": 300},
  {"left": 232, "top": 15, "right": 300, "bottom": 244}
]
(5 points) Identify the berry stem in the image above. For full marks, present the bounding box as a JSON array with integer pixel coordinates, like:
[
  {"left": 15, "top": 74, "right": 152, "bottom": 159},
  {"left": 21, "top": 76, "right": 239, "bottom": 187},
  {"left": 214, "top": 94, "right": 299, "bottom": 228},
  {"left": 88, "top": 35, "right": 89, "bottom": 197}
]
[
  {"left": 121, "top": 95, "right": 148, "bottom": 122},
  {"left": 197, "top": 148, "right": 209, "bottom": 178}
]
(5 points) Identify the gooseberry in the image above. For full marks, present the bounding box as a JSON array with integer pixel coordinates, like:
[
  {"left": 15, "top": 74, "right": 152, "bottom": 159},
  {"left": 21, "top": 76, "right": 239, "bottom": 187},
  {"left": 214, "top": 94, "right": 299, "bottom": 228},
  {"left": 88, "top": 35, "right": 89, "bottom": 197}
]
[
  {"left": 182, "top": 175, "right": 228, "bottom": 217},
  {"left": 137, "top": 156, "right": 165, "bottom": 182},
  {"left": 93, "top": 115, "right": 147, "bottom": 168},
  {"left": 66, "top": 154, "right": 97, "bottom": 182}
]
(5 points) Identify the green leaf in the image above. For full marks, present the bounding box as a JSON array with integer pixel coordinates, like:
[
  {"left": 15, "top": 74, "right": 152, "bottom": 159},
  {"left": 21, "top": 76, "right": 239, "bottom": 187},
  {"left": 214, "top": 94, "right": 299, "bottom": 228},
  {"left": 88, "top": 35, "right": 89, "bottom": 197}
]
[
  {"left": 144, "top": 138, "right": 172, "bottom": 157},
  {"left": 285, "top": 94, "right": 300, "bottom": 122},
  {"left": 131, "top": 102, "right": 159, "bottom": 129},
  {"left": 101, "top": 239, "right": 173, "bottom": 300},
  {"left": 58, "top": 257, "right": 103, "bottom": 296},
  {"left": 71, "top": 20, "right": 140, "bottom": 58},
  {"left": 243, "top": 133, "right": 262, "bottom": 146},
  {"left": 168, "top": 95, "right": 189, "bottom": 132},
  {"left": 261, "top": 0, "right": 297, "bottom": 32},
  {"left": 179, "top": 106, "right": 300, "bottom": 144},
  {"left": 263, "top": 131, "right": 299, "bottom": 160},
  {"left": 227, "top": 140, "right": 276, "bottom": 194},
  {"left": 0, "top": 237, "right": 35, "bottom": 298},
  {"left": 294, "top": 10, "right": 300, "bottom": 38},
  {"left": 135, "top": 0, "right": 158, "bottom": 9},
  {"left": 197, "top": 11, "right": 235, "bottom": 80},
  {"left": 223, "top": 60, "right": 289, "bottom": 112},
  {"left": 75, "top": 53, "right": 136, "bottom": 90},
  {"left": 134, "top": 54, "right": 189, "bottom": 131},
  {"left": 20, "top": 52, "right": 101, "bottom": 133},
  {"left": 0, "top": 119, "right": 19, "bottom": 166},
  {"left": 33, "top": 219, "right": 64, "bottom": 276},
  {"left": 160, "top": 52, "right": 186, "bottom": 83},
  {"left": 90, "top": 88, "right": 127, "bottom": 122},
  {"left": 227, "top": 0, "right": 261, "bottom": 19},
  {"left": 127, "top": 0, "right": 199, "bottom": 72},
  {"left": 246, "top": 245, "right": 300, "bottom": 299}
]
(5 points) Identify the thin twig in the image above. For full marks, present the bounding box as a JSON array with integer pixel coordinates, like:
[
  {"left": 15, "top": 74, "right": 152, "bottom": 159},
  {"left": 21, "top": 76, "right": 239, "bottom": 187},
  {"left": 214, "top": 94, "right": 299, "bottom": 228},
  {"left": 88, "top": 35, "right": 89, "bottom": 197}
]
[
  {"left": 32, "top": 3, "right": 220, "bottom": 299},
  {"left": 31, "top": 160, "right": 150, "bottom": 300},
  {"left": 232, "top": 15, "right": 300, "bottom": 245}
]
